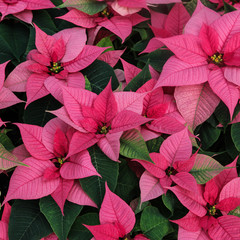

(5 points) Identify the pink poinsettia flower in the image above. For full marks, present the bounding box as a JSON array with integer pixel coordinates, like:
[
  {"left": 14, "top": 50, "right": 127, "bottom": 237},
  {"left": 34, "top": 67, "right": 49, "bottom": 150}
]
[
  {"left": 57, "top": 0, "right": 148, "bottom": 42},
  {"left": 155, "top": 9, "right": 240, "bottom": 118},
  {"left": 51, "top": 80, "right": 150, "bottom": 161},
  {"left": 0, "top": 202, "right": 11, "bottom": 240},
  {"left": 143, "top": 3, "right": 190, "bottom": 53},
  {"left": 0, "top": 0, "right": 54, "bottom": 24},
  {"left": 136, "top": 79, "right": 186, "bottom": 141},
  {"left": 3, "top": 118, "right": 100, "bottom": 213},
  {"left": 4, "top": 24, "right": 106, "bottom": 106},
  {"left": 170, "top": 159, "right": 240, "bottom": 240},
  {"left": 133, "top": 128, "right": 197, "bottom": 204},
  {"left": 84, "top": 182, "right": 149, "bottom": 240}
]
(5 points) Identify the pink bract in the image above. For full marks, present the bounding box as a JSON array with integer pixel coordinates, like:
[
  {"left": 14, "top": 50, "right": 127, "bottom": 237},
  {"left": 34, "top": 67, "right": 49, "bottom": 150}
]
[{"left": 3, "top": 118, "right": 100, "bottom": 213}]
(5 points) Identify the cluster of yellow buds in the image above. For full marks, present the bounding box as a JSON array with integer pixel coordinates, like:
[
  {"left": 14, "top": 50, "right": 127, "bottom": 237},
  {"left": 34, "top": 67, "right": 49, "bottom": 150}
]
[
  {"left": 49, "top": 62, "right": 63, "bottom": 74},
  {"left": 99, "top": 7, "right": 112, "bottom": 18},
  {"left": 210, "top": 53, "right": 223, "bottom": 65},
  {"left": 208, "top": 205, "right": 217, "bottom": 216},
  {"left": 100, "top": 125, "right": 109, "bottom": 134},
  {"left": 57, "top": 157, "right": 65, "bottom": 166}
]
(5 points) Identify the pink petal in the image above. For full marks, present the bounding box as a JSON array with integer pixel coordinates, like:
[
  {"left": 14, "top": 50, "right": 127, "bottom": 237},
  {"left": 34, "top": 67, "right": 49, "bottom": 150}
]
[
  {"left": 158, "top": 35, "right": 207, "bottom": 63},
  {"left": 53, "top": 27, "right": 87, "bottom": 63},
  {"left": 26, "top": 73, "right": 49, "bottom": 107},
  {"left": 160, "top": 128, "right": 192, "bottom": 165},
  {"left": 0, "top": 1, "right": 27, "bottom": 19},
  {"left": 0, "top": 87, "right": 23, "bottom": 109},
  {"left": 11, "top": 144, "right": 30, "bottom": 162},
  {"left": 140, "top": 171, "right": 164, "bottom": 203},
  {"left": 199, "top": 24, "right": 219, "bottom": 56},
  {"left": 0, "top": 61, "right": 9, "bottom": 90},
  {"left": 67, "top": 181, "right": 97, "bottom": 208},
  {"left": 208, "top": 215, "right": 240, "bottom": 240},
  {"left": 111, "top": 110, "right": 150, "bottom": 133},
  {"left": 178, "top": 227, "right": 211, "bottom": 240},
  {"left": 84, "top": 223, "right": 120, "bottom": 239},
  {"left": 114, "top": 91, "right": 146, "bottom": 115},
  {"left": 98, "top": 50, "right": 124, "bottom": 67},
  {"left": 4, "top": 60, "right": 33, "bottom": 92},
  {"left": 24, "top": 0, "right": 54, "bottom": 10},
  {"left": 1, "top": 202, "right": 11, "bottom": 224},
  {"left": 99, "top": 17, "right": 132, "bottom": 42},
  {"left": 133, "top": 152, "right": 168, "bottom": 178},
  {"left": 120, "top": 58, "right": 141, "bottom": 84},
  {"left": 184, "top": 8, "right": 220, "bottom": 36},
  {"left": 204, "top": 179, "right": 219, "bottom": 206},
  {"left": 171, "top": 211, "right": 201, "bottom": 232},
  {"left": 174, "top": 83, "right": 220, "bottom": 130},
  {"left": 208, "top": 68, "right": 239, "bottom": 119},
  {"left": 212, "top": 10, "right": 240, "bottom": 52},
  {"left": 224, "top": 66, "right": 240, "bottom": 86},
  {"left": 94, "top": 80, "right": 118, "bottom": 123},
  {"left": 155, "top": 56, "right": 209, "bottom": 87},
  {"left": 3, "top": 158, "right": 60, "bottom": 205},
  {"left": 97, "top": 132, "right": 122, "bottom": 161},
  {"left": 169, "top": 185, "right": 207, "bottom": 217},
  {"left": 64, "top": 45, "right": 107, "bottom": 72},
  {"left": 219, "top": 177, "right": 240, "bottom": 201},
  {"left": 0, "top": 222, "right": 8, "bottom": 240},
  {"left": 164, "top": 3, "right": 190, "bottom": 36},
  {"left": 57, "top": 9, "right": 97, "bottom": 28},
  {"left": 51, "top": 178, "right": 74, "bottom": 214},
  {"left": 15, "top": 123, "right": 54, "bottom": 160},
  {"left": 100, "top": 183, "right": 135, "bottom": 234},
  {"left": 171, "top": 172, "right": 198, "bottom": 192},
  {"left": 216, "top": 197, "right": 240, "bottom": 212},
  {"left": 214, "top": 157, "right": 238, "bottom": 192},
  {"left": 60, "top": 150, "right": 100, "bottom": 179},
  {"left": 13, "top": 10, "right": 33, "bottom": 24}
]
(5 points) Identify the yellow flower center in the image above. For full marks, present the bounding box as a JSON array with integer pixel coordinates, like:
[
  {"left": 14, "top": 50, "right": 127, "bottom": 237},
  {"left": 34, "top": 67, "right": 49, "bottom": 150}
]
[
  {"left": 57, "top": 157, "right": 65, "bottom": 166},
  {"left": 100, "top": 125, "right": 108, "bottom": 134},
  {"left": 210, "top": 53, "right": 224, "bottom": 65},
  {"left": 208, "top": 205, "right": 217, "bottom": 216},
  {"left": 48, "top": 62, "right": 63, "bottom": 74},
  {"left": 99, "top": 7, "right": 113, "bottom": 18}
]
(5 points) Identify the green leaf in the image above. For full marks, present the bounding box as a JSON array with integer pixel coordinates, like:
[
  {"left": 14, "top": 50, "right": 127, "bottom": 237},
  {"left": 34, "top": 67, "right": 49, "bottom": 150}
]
[
  {"left": 0, "top": 130, "right": 15, "bottom": 151},
  {"left": 137, "top": 49, "right": 173, "bottom": 72},
  {"left": 231, "top": 123, "right": 240, "bottom": 151},
  {"left": 198, "top": 122, "right": 221, "bottom": 150},
  {"left": 124, "top": 63, "right": 151, "bottom": 92},
  {"left": 85, "top": 76, "right": 92, "bottom": 91},
  {"left": 229, "top": 206, "right": 240, "bottom": 217},
  {"left": 68, "top": 213, "right": 100, "bottom": 240},
  {"left": 120, "top": 129, "right": 153, "bottom": 162},
  {"left": 162, "top": 192, "right": 175, "bottom": 216},
  {"left": 214, "top": 101, "right": 230, "bottom": 128},
  {"left": 114, "top": 159, "right": 139, "bottom": 203},
  {"left": 82, "top": 60, "right": 118, "bottom": 94},
  {"left": 58, "top": 0, "right": 107, "bottom": 15},
  {"left": 40, "top": 196, "right": 83, "bottom": 240},
  {"left": 80, "top": 145, "right": 119, "bottom": 207},
  {"left": 0, "top": 143, "right": 28, "bottom": 171},
  {"left": 224, "top": 0, "right": 237, "bottom": 13},
  {"left": 23, "top": 94, "right": 62, "bottom": 126},
  {"left": 0, "top": 21, "right": 29, "bottom": 63},
  {"left": 96, "top": 36, "right": 114, "bottom": 52},
  {"left": 140, "top": 206, "right": 173, "bottom": 240},
  {"left": 190, "top": 154, "right": 225, "bottom": 184},
  {"left": 146, "top": 136, "right": 164, "bottom": 153},
  {"left": 8, "top": 200, "right": 53, "bottom": 240},
  {"left": 185, "top": 0, "right": 197, "bottom": 15}
]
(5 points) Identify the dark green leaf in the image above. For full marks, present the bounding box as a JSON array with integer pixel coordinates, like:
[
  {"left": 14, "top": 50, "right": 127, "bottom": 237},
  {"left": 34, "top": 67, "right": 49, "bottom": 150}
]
[
  {"left": 68, "top": 213, "right": 100, "bottom": 240},
  {"left": 40, "top": 196, "right": 82, "bottom": 240},
  {"left": 80, "top": 145, "right": 119, "bottom": 207},
  {"left": 8, "top": 200, "right": 52, "bottom": 240},
  {"left": 82, "top": 60, "right": 118, "bottom": 94},
  {"left": 231, "top": 123, "right": 240, "bottom": 151},
  {"left": 124, "top": 63, "right": 151, "bottom": 92},
  {"left": 146, "top": 136, "right": 164, "bottom": 153},
  {"left": 224, "top": 0, "right": 237, "bottom": 13},
  {"left": 114, "top": 159, "right": 139, "bottom": 203},
  {"left": 23, "top": 95, "right": 62, "bottom": 126},
  {"left": 140, "top": 206, "right": 173, "bottom": 240}
]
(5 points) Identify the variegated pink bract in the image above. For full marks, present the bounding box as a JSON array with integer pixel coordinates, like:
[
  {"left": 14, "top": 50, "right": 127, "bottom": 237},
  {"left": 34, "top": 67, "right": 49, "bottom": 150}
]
[
  {"left": 58, "top": 0, "right": 148, "bottom": 42},
  {"left": 51, "top": 80, "right": 150, "bottom": 161},
  {"left": 170, "top": 158, "right": 240, "bottom": 240},
  {"left": 5, "top": 24, "right": 106, "bottom": 106},
  {"left": 155, "top": 8, "right": 240, "bottom": 118},
  {"left": 0, "top": 0, "right": 54, "bottom": 23},
  {"left": 3, "top": 118, "right": 100, "bottom": 213}
]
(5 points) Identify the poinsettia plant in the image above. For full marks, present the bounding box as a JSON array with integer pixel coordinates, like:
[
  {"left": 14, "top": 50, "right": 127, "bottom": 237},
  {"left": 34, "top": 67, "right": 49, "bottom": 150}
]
[{"left": 0, "top": 0, "right": 240, "bottom": 240}]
